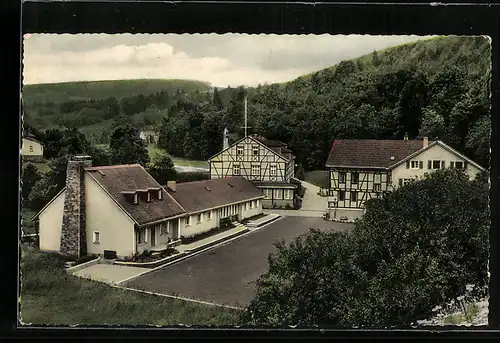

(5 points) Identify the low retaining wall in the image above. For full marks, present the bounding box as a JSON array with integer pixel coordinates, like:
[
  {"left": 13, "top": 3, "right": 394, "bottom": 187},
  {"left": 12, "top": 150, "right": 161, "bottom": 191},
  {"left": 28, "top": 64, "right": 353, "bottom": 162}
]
[
  {"left": 66, "top": 256, "right": 101, "bottom": 273},
  {"left": 184, "top": 228, "right": 249, "bottom": 254}
]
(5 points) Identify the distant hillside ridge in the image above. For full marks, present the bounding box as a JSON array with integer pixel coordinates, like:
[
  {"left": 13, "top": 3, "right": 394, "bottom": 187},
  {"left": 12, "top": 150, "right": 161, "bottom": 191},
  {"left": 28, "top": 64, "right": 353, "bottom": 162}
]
[{"left": 23, "top": 79, "right": 212, "bottom": 105}]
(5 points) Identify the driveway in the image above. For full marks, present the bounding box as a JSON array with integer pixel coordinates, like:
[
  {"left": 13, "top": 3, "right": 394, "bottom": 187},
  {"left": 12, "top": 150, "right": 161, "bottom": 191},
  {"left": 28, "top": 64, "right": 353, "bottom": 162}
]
[
  {"left": 123, "top": 216, "right": 353, "bottom": 308},
  {"left": 72, "top": 264, "right": 148, "bottom": 284},
  {"left": 265, "top": 180, "right": 328, "bottom": 217}
]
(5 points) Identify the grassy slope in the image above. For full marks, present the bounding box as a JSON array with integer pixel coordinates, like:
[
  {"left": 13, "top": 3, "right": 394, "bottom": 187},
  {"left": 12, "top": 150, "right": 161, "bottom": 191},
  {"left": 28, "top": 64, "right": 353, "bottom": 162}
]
[
  {"left": 23, "top": 79, "right": 212, "bottom": 105},
  {"left": 20, "top": 247, "right": 242, "bottom": 326},
  {"left": 147, "top": 144, "right": 209, "bottom": 168}
]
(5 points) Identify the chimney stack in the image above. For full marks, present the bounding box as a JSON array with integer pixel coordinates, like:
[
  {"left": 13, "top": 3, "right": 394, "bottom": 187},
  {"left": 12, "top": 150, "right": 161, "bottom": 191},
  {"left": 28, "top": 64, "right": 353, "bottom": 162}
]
[
  {"left": 167, "top": 181, "right": 177, "bottom": 192},
  {"left": 423, "top": 136, "right": 429, "bottom": 148},
  {"left": 223, "top": 127, "right": 229, "bottom": 150},
  {"left": 60, "top": 155, "right": 92, "bottom": 258}
]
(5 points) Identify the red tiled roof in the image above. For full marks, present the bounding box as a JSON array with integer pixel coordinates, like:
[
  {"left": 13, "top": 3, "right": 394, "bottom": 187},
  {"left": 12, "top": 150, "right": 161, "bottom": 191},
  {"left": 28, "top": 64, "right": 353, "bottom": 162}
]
[
  {"left": 326, "top": 139, "right": 428, "bottom": 169},
  {"left": 85, "top": 164, "right": 186, "bottom": 225},
  {"left": 165, "top": 177, "right": 264, "bottom": 214}
]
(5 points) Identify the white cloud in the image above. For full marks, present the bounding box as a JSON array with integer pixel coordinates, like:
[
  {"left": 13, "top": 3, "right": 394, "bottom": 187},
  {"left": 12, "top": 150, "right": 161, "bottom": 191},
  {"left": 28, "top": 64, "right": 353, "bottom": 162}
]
[{"left": 22, "top": 33, "right": 434, "bottom": 87}]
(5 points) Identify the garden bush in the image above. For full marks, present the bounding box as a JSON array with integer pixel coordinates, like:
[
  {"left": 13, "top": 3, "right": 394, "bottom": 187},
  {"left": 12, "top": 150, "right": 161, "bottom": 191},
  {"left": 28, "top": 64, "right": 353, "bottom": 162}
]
[{"left": 245, "top": 169, "right": 490, "bottom": 326}]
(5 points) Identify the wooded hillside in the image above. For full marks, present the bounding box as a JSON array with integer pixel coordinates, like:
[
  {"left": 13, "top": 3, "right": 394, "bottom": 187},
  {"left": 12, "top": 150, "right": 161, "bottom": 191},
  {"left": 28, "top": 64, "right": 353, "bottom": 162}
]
[{"left": 23, "top": 36, "right": 491, "bottom": 170}]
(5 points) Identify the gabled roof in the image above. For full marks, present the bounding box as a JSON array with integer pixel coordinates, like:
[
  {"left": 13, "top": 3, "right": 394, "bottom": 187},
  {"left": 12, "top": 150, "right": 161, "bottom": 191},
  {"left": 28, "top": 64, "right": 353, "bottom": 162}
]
[
  {"left": 85, "top": 164, "right": 186, "bottom": 225},
  {"left": 252, "top": 136, "right": 288, "bottom": 148},
  {"left": 390, "top": 140, "right": 486, "bottom": 171},
  {"left": 23, "top": 136, "right": 44, "bottom": 146},
  {"left": 325, "top": 139, "right": 428, "bottom": 169},
  {"left": 165, "top": 177, "right": 264, "bottom": 214},
  {"left": 208, "top": 135, "right": 292, "bottom": 162}
]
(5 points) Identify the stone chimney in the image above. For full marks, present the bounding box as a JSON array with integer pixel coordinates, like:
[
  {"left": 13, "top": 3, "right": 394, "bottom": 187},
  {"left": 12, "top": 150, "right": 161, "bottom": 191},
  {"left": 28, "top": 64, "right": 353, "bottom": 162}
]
[
  {"left": 423, "top": 136, "right": 429, "bottom": 148},
  {"left": 223, "top": 127, "right": 229, "bottom": 150},
  {"left": 167, "top": 181, "right": 177, "bottom": 192},
  {"left": 60, "top": 155, "right": 92, "bottom": 258}
]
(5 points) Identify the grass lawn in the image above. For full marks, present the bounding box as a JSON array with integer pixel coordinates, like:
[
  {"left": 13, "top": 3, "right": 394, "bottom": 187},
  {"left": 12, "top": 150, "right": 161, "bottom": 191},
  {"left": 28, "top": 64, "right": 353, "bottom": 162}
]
[
  {"left": 146, "top": 145, "right": 208, "bottom": 169},
  {"left": 19, "top": 247, "right": 243, "bottom": 326},
  {"left": 23, "top": 161, "right": 51, "bottom": 174},
  {"left": 304, "top": 170, "right": 329, "bottom": 189}
]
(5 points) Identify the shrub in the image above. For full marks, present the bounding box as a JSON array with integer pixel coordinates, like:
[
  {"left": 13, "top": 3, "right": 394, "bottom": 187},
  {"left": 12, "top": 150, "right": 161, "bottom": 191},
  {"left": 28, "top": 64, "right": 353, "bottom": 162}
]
[
  {"left": 103, "top": 250, "right": 117, "bottom": 259},
  {"left": 246, "top": 169, "right": 489, "bottom": 326}
]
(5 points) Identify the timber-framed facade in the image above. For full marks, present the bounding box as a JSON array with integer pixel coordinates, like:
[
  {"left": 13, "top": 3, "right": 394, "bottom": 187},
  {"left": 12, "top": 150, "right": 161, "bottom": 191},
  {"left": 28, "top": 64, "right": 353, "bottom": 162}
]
[
  {"left": 208, "top": 135, "right": 297, "bottom": 208},
  {"left": 325, "top": 138, "right": 485, "bottom": 221}
]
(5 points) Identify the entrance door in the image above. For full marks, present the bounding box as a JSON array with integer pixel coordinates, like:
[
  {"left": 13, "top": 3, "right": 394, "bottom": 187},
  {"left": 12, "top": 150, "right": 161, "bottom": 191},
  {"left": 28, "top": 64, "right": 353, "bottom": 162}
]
[{"left": 150, "top": 227, "right": 156, "bottom": 246}]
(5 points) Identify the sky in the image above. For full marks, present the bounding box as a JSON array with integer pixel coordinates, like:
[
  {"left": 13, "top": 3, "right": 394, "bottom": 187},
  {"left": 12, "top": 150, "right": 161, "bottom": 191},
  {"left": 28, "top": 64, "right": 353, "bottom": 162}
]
[{"left": 22, "top": 34, "right": 435, "bottom": 87}]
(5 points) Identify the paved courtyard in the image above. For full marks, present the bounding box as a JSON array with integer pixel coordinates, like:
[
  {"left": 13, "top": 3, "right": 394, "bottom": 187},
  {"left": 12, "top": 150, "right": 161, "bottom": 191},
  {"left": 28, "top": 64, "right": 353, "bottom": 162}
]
[
  {"left": 124, "top": 216, "right": 353, "bottom": 308},
  {"left": 72, "top": 264, "right": 148, "bottom": 284}
]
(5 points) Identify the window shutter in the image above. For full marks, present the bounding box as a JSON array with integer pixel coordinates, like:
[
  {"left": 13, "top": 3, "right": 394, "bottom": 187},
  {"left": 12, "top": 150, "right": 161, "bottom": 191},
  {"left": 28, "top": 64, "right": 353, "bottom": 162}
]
[
  {"left": 464, "top": 161, "right": 469, "bottom": 169},
  {"left": 406, "top": 161, "right": 410, "bottom": 169},
  {"left": 441, "top": 160, "right": 445, "bottom": 169},
  {"left": 428, "top": 161, "right": 431, "bottom": 169},
  {"left": 419, "top": 161, "right": 423, "bottom": 169},
  {"left": 450, "top": 161, "right": 454, "bottom": 169},
  {"left": 399, "top": 178, "right": 403, "bottom": 187}
]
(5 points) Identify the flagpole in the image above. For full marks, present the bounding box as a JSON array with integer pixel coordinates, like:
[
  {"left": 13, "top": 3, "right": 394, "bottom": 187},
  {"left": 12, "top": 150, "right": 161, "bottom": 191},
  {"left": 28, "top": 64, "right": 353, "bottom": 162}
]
[{"left": 244, "top": 96, "right": 248, "bottom": 137}]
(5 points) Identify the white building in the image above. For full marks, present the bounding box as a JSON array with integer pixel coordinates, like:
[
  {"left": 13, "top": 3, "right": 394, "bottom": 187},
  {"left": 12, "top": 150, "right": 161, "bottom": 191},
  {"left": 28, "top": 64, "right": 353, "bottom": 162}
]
[
  {"left": 32, "top": 156, "right": 264, "bottom": 259},
  {"left": 325, "top": 137, "right": 486, "bottom": 221},
  {"left": 22, "top": 136, "right": 44, "bottom": 162}
]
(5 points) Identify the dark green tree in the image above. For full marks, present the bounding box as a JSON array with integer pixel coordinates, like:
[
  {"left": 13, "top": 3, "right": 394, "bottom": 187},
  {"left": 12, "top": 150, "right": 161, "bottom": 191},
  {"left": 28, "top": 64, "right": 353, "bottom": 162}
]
[
  {"left": 246, "top": 169, "right": 489, "bottom": 326},
  {"left": 109, "top": 124, "right": 149, "bottom": 166},
  {"left": 21, "top": 163, "right": 42, "bottom": 208},
  {"left": 146, "top": 151, "right": 177, "bottom": 185}
]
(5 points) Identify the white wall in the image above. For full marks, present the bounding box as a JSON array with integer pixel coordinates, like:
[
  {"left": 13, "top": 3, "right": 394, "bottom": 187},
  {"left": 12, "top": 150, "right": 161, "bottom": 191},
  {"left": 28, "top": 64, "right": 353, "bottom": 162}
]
[
  {"left": 21, "top": 138, "right": 43, "bottom": 156},
  {"left": 391, "top": 144, "right": 483, "bottom": 189},
  {"left": 241, "top": 198, "right": 263, "bottom": 219},
  {"left": 85, "top": 173, "right": 136, "bottom": 258},
  {"left": 39, "top": 191, "right": 65, "bottom": 252}
]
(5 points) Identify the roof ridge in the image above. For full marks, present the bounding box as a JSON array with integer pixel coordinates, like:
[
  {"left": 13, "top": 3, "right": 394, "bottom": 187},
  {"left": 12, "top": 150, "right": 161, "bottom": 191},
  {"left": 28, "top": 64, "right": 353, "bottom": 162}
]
[{"left": 85, "top": 164, "right": 142, "bottom": 170}]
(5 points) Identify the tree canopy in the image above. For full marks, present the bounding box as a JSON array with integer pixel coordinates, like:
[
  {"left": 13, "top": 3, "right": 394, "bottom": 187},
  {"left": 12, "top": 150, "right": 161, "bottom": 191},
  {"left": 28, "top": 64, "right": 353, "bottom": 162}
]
[{"left": 245, "top": 169, "right": 489, "bottom": 326}]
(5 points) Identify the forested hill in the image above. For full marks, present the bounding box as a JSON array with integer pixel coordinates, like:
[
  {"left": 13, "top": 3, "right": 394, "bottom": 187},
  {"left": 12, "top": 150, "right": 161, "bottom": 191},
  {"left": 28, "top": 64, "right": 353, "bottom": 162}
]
[
  {"left": 24, "top": 36, "right": 491, "bottom": 171},
  {"left": 198, "top": 35, "right": 490, "bottom": 170}
]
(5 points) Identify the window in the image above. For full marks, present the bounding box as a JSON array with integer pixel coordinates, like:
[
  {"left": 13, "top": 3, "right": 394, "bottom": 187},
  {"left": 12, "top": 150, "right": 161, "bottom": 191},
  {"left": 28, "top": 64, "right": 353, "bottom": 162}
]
[
  {"left": 137, "top": 229, "right": 146, "bottom": 244},
  {"left": 403, "top": 178, "right": 413, "bottom": 186},
  {"left": 158, "top": 190, "right": 162, "bottom": 200},
  {"left": 93, "top": 231, "right": 100, "bottom": 244},
  {"left": 274, "top": 189, "right": 283, "bottom": 199},
  {"left": 249, "top": 201, "right": 253, "bottom": 209},
  {"left": 207, "top": 211, "right": 212, "bottom": 220},
  {"left": 339, "top": 172, "right": 346, "bottom": 184},
  {"left": 256, "top": 200, "right": 260, "bottom": 208},
  {"left": 134, "top": 193, "right": 138, "bottom": 204},
  {"left": 185, "top": 216, "right": 191, "bottom": 226},
  {"left": 252, "top": 145, "right": 259, "bottom": 156},
  {"left": 338, "top": 190, "right": 346, "bottom": 201},
  {"left": 351, "top": 172, "right": 359, "bottom": 184},
  {"left": 252, "top": 165, "right": 260, "bottom": 176},
  {"left": 452, "top": 161, "right": 465, "bottom": 169},
  {"left": 373, "top": 183, "right": 381, "bottom": 192},
  {"left": 410, "top": 161, "right": 421, "bottom": 169},
  {"left": 29, "top": 145, "right": 33, "bottom": 152},
  {"left": 233, "top": 164, "right": 240, "bottom": 175},
  {"left": 284, "top": 189, "right": 292, "bottom": 200},
  {"left": 430, "top": 160, "right": 443, "bottom": 170},
  {"left": 270, "top": 165, "right": 277, "bottom": 176},
  {"left": 197, "top": 213, "right": 202, "bottom": 223},
  {"left": 160, "top": 222, "right": 169, "bottom": 235},
  {"left": 387, "top": 173, "right": 392, "bottom": 184},
  {"left": 147, "top": 191, "right": 151, "bottom": 202},
  {"left": 237, "top": 146, "right": 244, "bottom": 156},
  {"left": 351, "top": 191, "right": 358, "bottom": 202},
  {"left": 263, "top": 189, "right": 271, "bottom": 198}
]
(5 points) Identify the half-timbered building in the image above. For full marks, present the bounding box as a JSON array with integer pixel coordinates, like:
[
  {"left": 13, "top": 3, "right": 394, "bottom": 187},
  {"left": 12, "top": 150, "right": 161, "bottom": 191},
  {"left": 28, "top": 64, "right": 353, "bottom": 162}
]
[
  {"left": 208, "top": 134, "right": 297, "bottom": 208},
  {"left": 325, "top": 136, "right": 485, "bottom": 221}
]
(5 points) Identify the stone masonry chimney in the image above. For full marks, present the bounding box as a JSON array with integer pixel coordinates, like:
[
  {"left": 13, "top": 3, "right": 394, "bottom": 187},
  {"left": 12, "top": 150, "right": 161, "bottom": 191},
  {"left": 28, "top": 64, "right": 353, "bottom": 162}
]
[
  {"left": 223, "top": 127, "right": 229, "bottom": 150},
  {"left": 423, "top": 136, "right": 429, "bottom": 148},
  {"left": 60, "top": 155, "right": 92, "bottom": 258}
]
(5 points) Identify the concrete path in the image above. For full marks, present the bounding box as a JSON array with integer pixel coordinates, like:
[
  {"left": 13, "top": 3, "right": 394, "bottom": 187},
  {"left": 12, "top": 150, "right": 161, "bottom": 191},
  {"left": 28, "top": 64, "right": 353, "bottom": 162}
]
[
  {"left": 264, "top": 181, "right": 328, "bottom": 218},
  {"left": 72, "top": 264, "right": 148, "bottom": 284}
]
